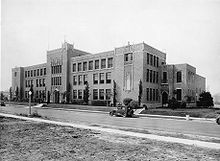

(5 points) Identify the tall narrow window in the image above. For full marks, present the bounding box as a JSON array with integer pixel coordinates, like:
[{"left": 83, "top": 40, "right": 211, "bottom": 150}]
[
  {"left": 149, "top": 70, "right": 152, "bottom": 83},
  {"left": 73, "top": 76, "right": 77, "bottom": 85},
  {"left": 89, "top": 61, "right": 93, "bottom": 70},
  {"left": 78, "top": 63, "right": 82, "bottom": 71},
  {"left": 93, "top": 89, "right": 98, "bottom": 100},
  {"left": 177, "top": 71, "right": 182, "bottom": 83},
  {"left": 73, "top": 63, "right": 76, "bottom": 72},
  {"left": 83, "top": 75, "right": 88, "bottom": 84},
  {"left": 146, "top": 69, "right": 149, "bottom": 82},
  {"left": 95, "top": 60, "right": 99, "bottom": 69},
  {"left": 176, "top": 89, "right": 182, "bottom": 101},
  {"left": 44, "top": 68, "right": 46, "bottom": 75},
  {"left": 83, "top": 62, "right": 87, "bottom": 71},
  {"left": 73, "top": 90, "right": 77, "bottom": 99},
  {"left": 146, "top": 88, "right": 149, "bottom": 101},
  {"left": 125, "top": 72, "right": 131, "bottom": 90},
  {"left": 106, "top": 89, "right": 111, "bottom": 100},
  {"left": 99, "top": 89, "right": 104, "bottom": 100},
  {"left": 153, "top": 71, "right": 155, "bottom": 83},
  {"left": 40, "top": 69, "right": 43, "bottom": 76},
  {"left": 150, "top": 55, "right": 153, "bottom": 65},
  {"left": 150, "top": 88, "right": 152, "bottom": 101},
  {"left": 147, "top": 53, "right": 150, "bottom": 64},
  {"left": 153, "top": 56, "right": 156, "bottom": 66},
  {"left": 78, "top": 90, "right": 82, "bottom": 99},
  {"left": 100, "top": 73, "right": 104, "bottom": 84},
  {"left": 162, "top": 72, "right": 167, "bottom": 83},
  {"left": 107, "top": 57, "right": 113, "bottom": 68},
  {"left": 156, "top": 57, "right": 159, "bottom": 67},
  {"left": 101, "top": 59, "right": 106, "bottom": 69},
  {"left": 106, "top": 72, "right": 111, "bottom": 84},
  {"left": 78, "top": 75, "right": 82, "bottom": 85}
]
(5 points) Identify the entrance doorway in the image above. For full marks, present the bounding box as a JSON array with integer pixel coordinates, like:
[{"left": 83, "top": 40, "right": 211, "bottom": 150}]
[
  {"left": 54, "top": 91, "right": 60, "bottom": 103},
  {"left": 162, "top": 92, "right": 168, "bottom": 105}
]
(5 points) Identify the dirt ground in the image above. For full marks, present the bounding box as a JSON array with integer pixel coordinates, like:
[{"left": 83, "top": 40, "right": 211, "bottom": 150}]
[{"left": 0, "top": 116, "right": 220, "bottom": 161}]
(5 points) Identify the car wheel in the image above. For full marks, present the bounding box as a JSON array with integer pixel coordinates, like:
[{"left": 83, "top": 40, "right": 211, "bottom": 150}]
[{"left": 216, "top": 117, "right": 220, "bottom": 125}]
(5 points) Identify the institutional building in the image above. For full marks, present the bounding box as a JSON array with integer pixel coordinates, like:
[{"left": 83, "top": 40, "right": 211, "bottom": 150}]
[{"left": 12, "top": 42, "right": 205, "bottom": 107}]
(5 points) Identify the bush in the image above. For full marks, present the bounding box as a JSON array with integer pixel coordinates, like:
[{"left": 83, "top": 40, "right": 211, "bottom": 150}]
[
  {"left": 91, "top": 100, "right": 108, "bottom": 106},
  {"left": 180, "top": 101, "right": 186, "bottom": 108},
  {"left": 168, "top": 97, "right": 179, "bottom": 110},
  {"left": 129, "top": 100, "right": 139, "bottom": 109},
  {"left": 123, "top": 98, "right": 133, "bottom": 106}
]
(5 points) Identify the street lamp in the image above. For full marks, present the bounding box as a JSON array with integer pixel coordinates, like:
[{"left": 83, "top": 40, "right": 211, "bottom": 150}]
[{"left": 28, "top": 91, "right": 32, "bottom": 116}]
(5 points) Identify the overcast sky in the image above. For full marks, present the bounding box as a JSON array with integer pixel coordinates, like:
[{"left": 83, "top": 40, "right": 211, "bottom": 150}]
[{"left": 1, "top": 0, "right": 220, "bottom": 95}]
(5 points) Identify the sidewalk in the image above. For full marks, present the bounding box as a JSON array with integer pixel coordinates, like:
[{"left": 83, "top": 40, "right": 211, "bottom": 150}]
[{"left": 0, "top": 113, "right": 219, "bottom": 150}]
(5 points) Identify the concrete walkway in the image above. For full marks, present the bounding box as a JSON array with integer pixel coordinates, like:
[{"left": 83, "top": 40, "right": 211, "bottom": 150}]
[{"left": 1, "top": 113, "right": 220, "bottom": 150}]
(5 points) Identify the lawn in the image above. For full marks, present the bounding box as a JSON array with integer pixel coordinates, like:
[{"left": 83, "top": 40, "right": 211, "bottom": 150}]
[
  {"left": 1, "top": 116, "right": 220, "bottom": 161},
  {"left": 141, "top": 108, "right": 220, "bottom": 118}
]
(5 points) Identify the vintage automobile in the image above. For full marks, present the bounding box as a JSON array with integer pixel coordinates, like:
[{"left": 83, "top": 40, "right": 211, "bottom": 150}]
[
  {"left": 109, "top": 104, "right": 134, "bottom": 117},
  {"left": 216, "top": 115, "right": 220, "bottom": 125}
]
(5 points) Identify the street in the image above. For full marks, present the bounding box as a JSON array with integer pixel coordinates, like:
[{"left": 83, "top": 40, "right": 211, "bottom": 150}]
[{"left": 1, "top": 104, "right": 220, "bottom": 138}]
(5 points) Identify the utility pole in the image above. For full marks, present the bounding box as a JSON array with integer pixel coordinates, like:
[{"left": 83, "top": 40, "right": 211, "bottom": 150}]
[{"left": 28, "top": 91, "right": 32, "bottom": 116}]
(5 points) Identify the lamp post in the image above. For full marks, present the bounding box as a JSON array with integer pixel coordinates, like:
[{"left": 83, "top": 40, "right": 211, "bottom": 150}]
[{"left": 28, "top": 91, "right": 32, "bottom": 116}]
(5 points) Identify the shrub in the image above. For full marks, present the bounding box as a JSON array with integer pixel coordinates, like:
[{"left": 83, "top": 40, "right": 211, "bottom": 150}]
[
  {"left": 168, "top": 97, "right": 179, "bottom": 110},
  {"left": 180, "top": 101, "right": 186, "bottom": 108},
  {"left": 129, "top": 100, "right": 139, "bottom": 109},
  {"left": 123, "top": 98, "right": 133, "bottom": 106},
  {"left": 71, "top": 99, "right": 85, "bottom": 105},
  {"left": 91, "top": 100, "right": 108, "bottom": 106}
]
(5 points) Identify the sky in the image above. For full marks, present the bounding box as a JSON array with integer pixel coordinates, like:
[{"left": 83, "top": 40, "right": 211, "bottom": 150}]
[{"left": 1, "top": 0, "right": 220, "bottom": 95}]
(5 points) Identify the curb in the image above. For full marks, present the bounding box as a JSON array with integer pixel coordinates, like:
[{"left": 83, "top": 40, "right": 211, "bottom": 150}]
[{"left": 0, "top": 113, "right": 220, "bottom": 150}]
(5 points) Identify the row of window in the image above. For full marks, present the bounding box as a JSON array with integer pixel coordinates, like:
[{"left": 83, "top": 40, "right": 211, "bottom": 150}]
[
  {"left": 25, "top": 90, "right": 46, "bottom": 99},
  {"left": 146, "top": 69, "right": 159, "bottom": 83},
  {"left": 25, "top": 79, "right": 45, "bottom": 88},
  {"left": 147, "top": 53, "right": 159, "bottom": 67},
  {"left": 73, "top": 75, "right": 88, "bottom": 85},
  {"left": 51, "top": 65, "right": 62, "bottom": 74},
  {"left": 146, "top": 88, "right": 160, "bottom": 102},
  {"left": 72, "top": 89, "right": 111, "bottom": 100},
  {"left": 51, "top": 77, "right": 62, "bottom": 86},
  {"left": 25, "top": 68, "right": 46, "bottom": 78},
  {"left": 162, "top": 71, "right": 182, "bottom": 83},
  {"left": 93, "top": 72, "right": 111, "bottom": 84},
  {"left": 73, "top": 57, "right": 113, "bottom": 72}
]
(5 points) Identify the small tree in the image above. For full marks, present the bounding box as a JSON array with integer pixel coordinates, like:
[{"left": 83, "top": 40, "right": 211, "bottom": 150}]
[
  {"left": 198, "top": 91, "right": 214, "bottom": 107},
  {"left": 66, "top": 83, "right": 71, "bottom": 103},
  {"left": 113, "top": 80, "right": 117, "bottom": 107},
  {"left": 1, "top": 92, "right": 4, "bottom": 100},
  {"left": 15, "top": 86, "right": 19, "bottom": 101},
  {"left": 138, "top": 79, "right": 143, "bottom": 106},
  {"left": 30, "top": 85, "right": 34, "bottom": 102},
  {"left": 9, "top": 87, "right": 12, "bottom": 101},
  {"left": 83, "top": 82, "right": 90, "bottom": 104}
]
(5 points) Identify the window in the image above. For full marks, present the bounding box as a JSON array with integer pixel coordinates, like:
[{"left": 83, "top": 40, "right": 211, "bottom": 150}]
[
  {"left": 93, "top": 89, "right": 98, "bottom": 100},
  {"left": 73, "top": 76, "right": 77, "bottom": 85},
  {"left": 150, "top": 55, "right": 153, "bottom": 66},
  {"left": 153, "top": 71, "right": 155, "bottom": 83},
  {"left": 28, "top": 71, "right": 30, "bottom": 77},
  {"left": 156, "top": 72, "right": 159, "bottom": 83},
  {"left": 25, "top": 71, "right": 27, "bottom": 78},
  {"left": 73, "top": 90, "right": 77, "bottom": 99},
  {"left": 106, "top": 72, "right": 111, "bottom": 84},
  {"left": 93, "top": 74, "right": 98, "bottom": 84},
  {"left": 125, "top": 72, "right": 131, "bottom": 90},
  {"left": 153, "top": 56, "right": 156, "bottom": 66},
  {"left": 34, "top": 70, "right": 36, "bottom": 77},
  {"left": 146, "top": 88, "right": 149, "bottom": 101},
  {"left": 177, "top": 71, "right": 182, "bottom": 83},
  {"left": 106, "top": 89, "right": 111, "bottom": 100},
  {"left": 153, "top": 89, "right": 155, "bottom": 101},
  {"left": 100, "top": 73, "right": 104, "bottom": 84},
  {"left": 37, "top": 69, "right": 39, "bottom": 76},
  {"left": 156, "top": 57, "right": 159, "bottom": 67},
  {"left": 101, "top": 59, "right": 106, "bottom": 69},
  {"left": 78, "top": 75, "right": 82, "bottom": 85},
  {"left": 124, "top": 53, "right": 133, "bottom": 64},
  {"left": 40, "top": 69, "right": 43, "bottom": 76},
  {"left": 83, "top": 75, "right": 88, "bottom": 84},
  {"left": 73, "top": 63, "right": 76, "bottom": 72},
  {"left": 156, "top": 89, "right": 159, "bottom": 101},
  {"left": 162, "top": 72, "right": 167, "bottom": 83},
  {"left": 39, "top": 79, "right": 42, "bottom": 87},
  {"left": 78, "top": 90, "right": 82, "bottom": 99},
  {"left": 99, "top": 89, "right": 104, "bottom": 100},
  {"left": 147, "top": 53, "right": 149, "bottom": 64},
  {"left": 36, "top": 79, "right": 38, "bottom": 87},
  {"left": 83, "top": 62, "right": 87, "bottom": 71},
  {"left": 150, "top": 88, "right": 152, "bottom": 101},
  {"left": 95, "top": 60, "right": 99, "bottom": 69},
  {"left": 176, "top": 89, "right": 182, "bottom": 101},
  {"left": 78, "top": 63, "right": 82, "bottom": 71},
  {"left": 43, "top": 79, "right": 45, "bottom": 86},
  {"left": 146, "top": 69, "right": 149, "bottom": 82},
  {"left": 149, "top": 70, "right": 152, "bottom": 83},
  {"left": 44, "top": 68, "right": 46, "bottom": 75},
  {"left": 89, "top": 61, "right": 93, "bottom": 70},
  {"left": 14, "top": 72, "right": 17, "bottom": 77},
  {"left": 107, "top": 58, "right": 113, "bottom": 68},
  {"left": 31, "top": 70, "right": 33, "bottom": 77}
]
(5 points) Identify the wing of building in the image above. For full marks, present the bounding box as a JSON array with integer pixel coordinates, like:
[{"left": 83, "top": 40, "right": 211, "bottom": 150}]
[{"left": 11, "top": 42, "right": 206, "bottom": 107}]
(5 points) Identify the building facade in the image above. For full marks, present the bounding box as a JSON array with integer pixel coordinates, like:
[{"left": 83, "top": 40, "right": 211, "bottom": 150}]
[{"left": 11, "top": 42, "right": 205, "bottom": 107}]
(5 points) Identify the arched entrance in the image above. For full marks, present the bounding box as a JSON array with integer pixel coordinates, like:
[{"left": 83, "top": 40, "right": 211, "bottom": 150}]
[{"left": 162, "top": 91, "right": 168, "bottom": 105}]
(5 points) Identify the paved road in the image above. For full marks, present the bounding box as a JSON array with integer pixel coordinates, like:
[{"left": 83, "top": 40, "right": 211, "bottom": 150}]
[{"left": 1, "top": 104, "right": 220, "bottom": 138}]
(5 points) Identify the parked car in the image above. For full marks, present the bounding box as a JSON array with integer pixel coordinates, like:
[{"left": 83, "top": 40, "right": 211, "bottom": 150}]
[
  {"left": 216, "top": 116, "right": 220, "bottom": 125},
  {"left": 109, "top": 105, "right": 134, "bottom": 117},
  {"left": 1, "top": 101, "right": 6, "bottom": 106}
]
